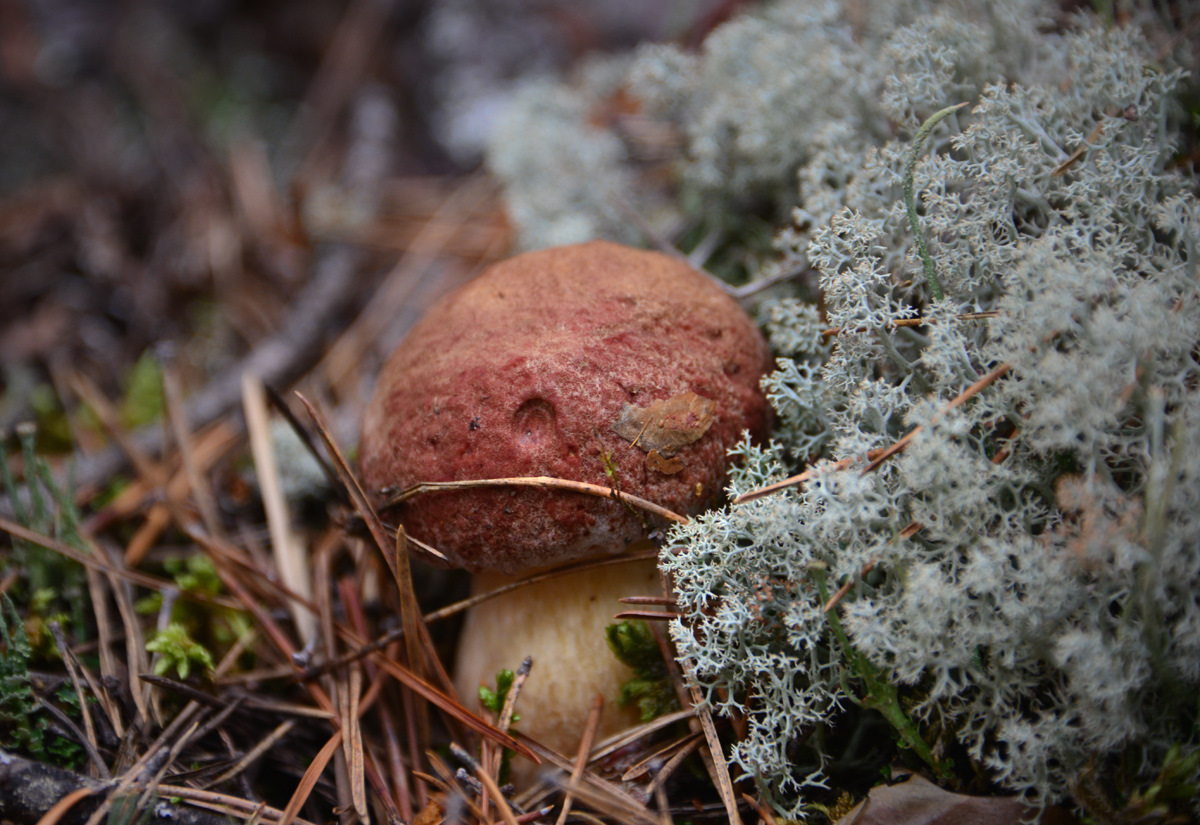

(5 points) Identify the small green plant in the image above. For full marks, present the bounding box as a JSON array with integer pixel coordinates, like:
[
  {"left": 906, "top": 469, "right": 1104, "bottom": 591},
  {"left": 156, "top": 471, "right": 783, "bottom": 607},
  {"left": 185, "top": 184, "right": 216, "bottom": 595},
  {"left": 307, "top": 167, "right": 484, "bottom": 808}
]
[
  {"left": 1, "top": 425, "right": 89, "bottom": 640},
  {"left": 0, "top": 594, "right": 84, "bottom": 767},
  {"left": 478, "top": 668, "right": 519, "bottom": 783},
  {"left": 478, "top": 667, "right": 516, "bottom": 718},
  {"left": 136, "top": 553, "right": 252, "bottom": 660},
  {"left": 146, "top": 623, "right": 215, "bottom": 680},
  {"left": 606, "top": 620, "right": 679, "bottom": 722},
  {"left": 117, "top": 349, "right": 165, "bottom": 431}
]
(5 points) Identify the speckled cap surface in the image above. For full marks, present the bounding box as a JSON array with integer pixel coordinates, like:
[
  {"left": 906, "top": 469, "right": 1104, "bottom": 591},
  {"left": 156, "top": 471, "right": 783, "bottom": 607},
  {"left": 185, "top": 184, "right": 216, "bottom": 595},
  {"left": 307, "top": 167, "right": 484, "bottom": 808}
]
[{"left": 360, "top": 241, "right": 771, "bottom": 574}]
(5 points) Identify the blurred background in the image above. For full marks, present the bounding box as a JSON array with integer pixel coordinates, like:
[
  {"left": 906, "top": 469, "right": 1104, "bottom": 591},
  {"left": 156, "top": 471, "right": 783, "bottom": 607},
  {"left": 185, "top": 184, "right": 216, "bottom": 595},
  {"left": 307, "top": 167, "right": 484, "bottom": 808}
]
[{"left": 0, "top": 0, "right": 734, "bottom": 486}]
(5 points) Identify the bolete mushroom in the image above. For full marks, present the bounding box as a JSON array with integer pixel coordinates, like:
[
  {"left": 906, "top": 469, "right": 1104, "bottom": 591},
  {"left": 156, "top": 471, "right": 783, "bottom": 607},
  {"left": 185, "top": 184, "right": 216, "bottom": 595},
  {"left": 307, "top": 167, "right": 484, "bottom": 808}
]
[{"left": 361, "top": 240, "right": 770, "bottom": 774}]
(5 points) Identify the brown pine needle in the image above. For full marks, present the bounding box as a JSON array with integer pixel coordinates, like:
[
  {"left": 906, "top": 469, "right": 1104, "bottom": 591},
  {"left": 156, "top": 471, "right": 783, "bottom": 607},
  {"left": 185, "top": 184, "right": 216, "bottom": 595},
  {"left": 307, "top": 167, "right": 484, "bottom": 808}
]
[
  {"left": 862, "top": 361, "right": 1011, "bottom": 473},
  {"left": 208, "top": 720, "right": 297, "bottom": 788},
  {"left": 741, "top": 792, "right": 779, "bottom": 825},
  {"left": 621, "top": 731, "right": 704, "bottom": 782},
  {"left": 619, "top": 595, "right": 677, "bottom": 606},
  {"left": 384, "top": 476, "right": 689, "bottom": 526},
  {"left": 1053, "top": 121, "right": 1107, "bottom": 176},
  {"left": 613, "top": 610, "right": 682, "bottom": 622},
  {"left": 555, "top": 694, "right": 605, "bottom": 825},
  {"left": 36, "top": 787, "right": 99, "bottom": 825},
  {"left": 155, "top": 785, "right": 319, "bottom": 825},
  {"left": 589, "top": 708, "right": 697, "bottom": 764},
  {"left": 645, "top": 734, "right": 702, "bottom": 797},
  {"left": 735, "top": 361, "right": 1012, "bottom": 503},
  {"left": 732, "top": 454, "right": 865, "bottom": 505},
  {"left": 822, "top": 562, "right": 877, "bottom": 613},
  {"left": 295, "top": 393, "right": 455, "bottom": 695},
  {"left": 689, "top": 683, "right": 743, "bottom": 825},
  {"left": 423, "top": 549, "right": 658, "bottom": 623},
  {"left": 281, "top": 729, "right": 342, "bottom": 825}
]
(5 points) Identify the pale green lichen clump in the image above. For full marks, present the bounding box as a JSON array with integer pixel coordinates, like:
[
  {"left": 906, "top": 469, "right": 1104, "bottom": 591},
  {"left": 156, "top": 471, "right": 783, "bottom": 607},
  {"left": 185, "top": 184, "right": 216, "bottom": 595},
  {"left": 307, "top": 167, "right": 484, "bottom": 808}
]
[{"left": 488, "top": 0, "right": 1199, "bottom": 817}]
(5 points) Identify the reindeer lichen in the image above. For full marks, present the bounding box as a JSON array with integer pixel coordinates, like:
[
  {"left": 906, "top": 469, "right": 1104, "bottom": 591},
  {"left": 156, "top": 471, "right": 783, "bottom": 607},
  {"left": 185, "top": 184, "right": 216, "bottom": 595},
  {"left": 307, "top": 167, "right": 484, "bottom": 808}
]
[{"left": 488, "top": 0, "right": 1199, "bottom": 817}]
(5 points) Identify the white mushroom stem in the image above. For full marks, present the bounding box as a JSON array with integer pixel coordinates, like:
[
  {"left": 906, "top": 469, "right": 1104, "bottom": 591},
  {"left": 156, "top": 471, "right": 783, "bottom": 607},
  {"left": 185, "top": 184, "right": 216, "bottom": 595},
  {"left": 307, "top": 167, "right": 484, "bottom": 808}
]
[{"left": 454, "top": 556, "right": 663, "bottom": 781}]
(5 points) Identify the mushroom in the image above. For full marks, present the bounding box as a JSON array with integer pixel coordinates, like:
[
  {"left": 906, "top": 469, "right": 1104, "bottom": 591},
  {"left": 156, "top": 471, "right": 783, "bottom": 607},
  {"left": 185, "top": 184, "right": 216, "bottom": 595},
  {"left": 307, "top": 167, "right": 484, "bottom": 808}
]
[{"left": 361, "top": 240, "right": 770, "bottom": 775}]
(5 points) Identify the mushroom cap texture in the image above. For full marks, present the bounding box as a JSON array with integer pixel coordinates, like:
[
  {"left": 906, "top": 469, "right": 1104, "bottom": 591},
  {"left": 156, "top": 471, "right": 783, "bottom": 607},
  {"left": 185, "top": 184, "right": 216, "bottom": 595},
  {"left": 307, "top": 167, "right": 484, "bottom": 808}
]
[{"left": 360, "top": 240, "right": 771, "bottom": 574}]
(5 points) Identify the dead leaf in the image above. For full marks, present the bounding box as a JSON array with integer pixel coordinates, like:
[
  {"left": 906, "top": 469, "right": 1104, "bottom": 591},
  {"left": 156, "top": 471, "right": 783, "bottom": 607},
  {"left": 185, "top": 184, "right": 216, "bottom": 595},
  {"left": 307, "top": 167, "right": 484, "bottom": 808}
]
[
  {"left": 646, "top": 449, "right": 685, "bottom": 474},
  {"left": 834, "top": 774, "right": 1079, "bottom": 825},
  {"left": 612, "top": 391, "right": 716, "bottom": 456}
]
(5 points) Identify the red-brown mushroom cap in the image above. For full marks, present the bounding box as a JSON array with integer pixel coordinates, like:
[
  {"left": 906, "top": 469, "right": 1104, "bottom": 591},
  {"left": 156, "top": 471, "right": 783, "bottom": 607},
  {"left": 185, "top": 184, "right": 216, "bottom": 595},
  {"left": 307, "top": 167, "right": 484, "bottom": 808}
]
[{"left": 360, "top": 240, "right": 771, "bottom": 574}]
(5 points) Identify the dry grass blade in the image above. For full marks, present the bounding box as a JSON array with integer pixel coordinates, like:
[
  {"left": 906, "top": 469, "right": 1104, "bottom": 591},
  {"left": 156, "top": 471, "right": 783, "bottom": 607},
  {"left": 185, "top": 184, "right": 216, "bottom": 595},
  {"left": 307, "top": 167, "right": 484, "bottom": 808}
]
[
  {"left": 243, "top": 372, "right": 317, "bottom": 647},
  {"left": 342, "top": 667, "right": 368, "bottom": 824},
  {"left": 384, "top": 477, "right": 689, "bottom": 526}
]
